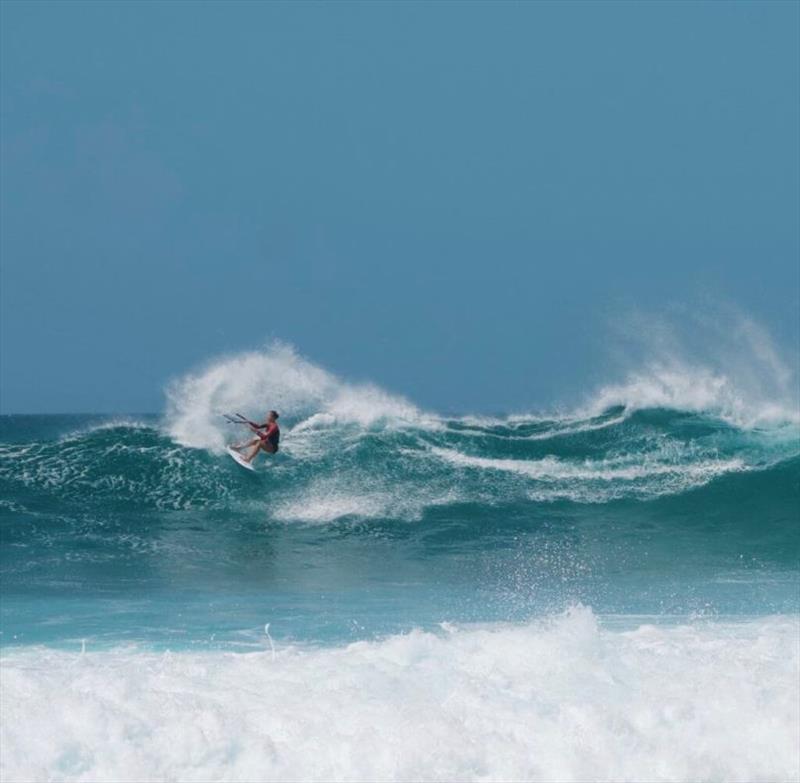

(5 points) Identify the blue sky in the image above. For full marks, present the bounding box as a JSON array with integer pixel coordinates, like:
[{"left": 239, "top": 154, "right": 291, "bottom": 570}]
[{"left": 1, "top": 0, "right": 798, "bottom": 413}]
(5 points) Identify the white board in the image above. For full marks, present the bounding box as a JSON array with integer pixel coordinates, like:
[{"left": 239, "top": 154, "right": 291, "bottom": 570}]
[{"left": 227, "top": 447, "right": 255, "bottom": 471}]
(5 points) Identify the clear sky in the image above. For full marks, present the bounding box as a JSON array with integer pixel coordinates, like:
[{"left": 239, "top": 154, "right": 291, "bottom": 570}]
[{"left": 1, "top": 0, "right": 798, "bottom": 414}]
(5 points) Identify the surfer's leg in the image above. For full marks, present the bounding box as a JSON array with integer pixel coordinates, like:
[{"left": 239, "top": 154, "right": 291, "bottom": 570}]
[
  {"left": 244, "top": 441, "right": 263, "bottom": 462},
  {"left": 233, "top": 437, "right": 259, "bottom": 451}
]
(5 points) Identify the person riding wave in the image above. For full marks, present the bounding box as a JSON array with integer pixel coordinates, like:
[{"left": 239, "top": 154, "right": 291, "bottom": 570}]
[{"left": 231, "top": 410, "right": 280, "bottom": 464}]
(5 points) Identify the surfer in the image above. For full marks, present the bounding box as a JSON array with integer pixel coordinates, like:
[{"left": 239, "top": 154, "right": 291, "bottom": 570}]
[{"left": 231, "top": 410, "right": 280, "bottom": 463}]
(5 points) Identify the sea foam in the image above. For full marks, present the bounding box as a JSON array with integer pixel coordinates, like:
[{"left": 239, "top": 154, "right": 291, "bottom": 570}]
[{"left": 2, "top": 608, "right": 798, "bottom": 783}]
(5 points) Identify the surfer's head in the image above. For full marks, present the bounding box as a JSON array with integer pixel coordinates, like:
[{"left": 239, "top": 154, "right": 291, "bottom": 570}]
[{"left": 268, "top": 410, "right": 279, "bottom": 422}]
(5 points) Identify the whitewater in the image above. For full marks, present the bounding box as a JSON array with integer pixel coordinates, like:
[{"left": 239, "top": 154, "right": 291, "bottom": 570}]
[{"left": 1, "top": 341, "right": 799, "bottom": 782}]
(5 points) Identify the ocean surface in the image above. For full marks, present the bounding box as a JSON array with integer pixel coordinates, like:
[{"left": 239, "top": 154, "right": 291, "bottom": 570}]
[{"left": 1, "top": 345, "right": 799, "bottom": 782}]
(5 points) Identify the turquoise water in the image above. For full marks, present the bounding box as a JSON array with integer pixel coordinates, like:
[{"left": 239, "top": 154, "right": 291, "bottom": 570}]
[{"left": 2, "top": 405, "right": 797, "bottom": 649}]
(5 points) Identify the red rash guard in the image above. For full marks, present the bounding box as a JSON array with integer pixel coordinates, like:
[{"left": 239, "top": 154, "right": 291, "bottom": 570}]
[{"left": 258, "top": 422, "right": 280, "bottom": 449}]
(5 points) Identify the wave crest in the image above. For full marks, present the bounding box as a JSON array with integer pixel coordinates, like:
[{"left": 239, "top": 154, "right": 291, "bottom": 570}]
[
  {"left": 165, "top": 342, "right": 425, "bottom": 451},
  {"left": 583, "top": 310, "right": 799, "bottom": 427}
]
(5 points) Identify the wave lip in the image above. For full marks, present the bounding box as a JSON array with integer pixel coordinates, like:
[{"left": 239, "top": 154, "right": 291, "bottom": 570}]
[{"left": 2, "top": 608, "right": 798, "bottom": 783}]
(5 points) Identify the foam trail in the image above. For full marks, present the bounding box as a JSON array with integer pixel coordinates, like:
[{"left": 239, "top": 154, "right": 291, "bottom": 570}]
[
  {"left": 2, "top": 609, "right": 798, "bottom": 782},
  {"left": 431, "top": 446, "right": 747, "bottom": 502}
]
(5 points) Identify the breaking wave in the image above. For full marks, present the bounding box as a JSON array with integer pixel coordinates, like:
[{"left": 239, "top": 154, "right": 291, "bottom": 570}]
[
  {"left": 2, "top": 608, "right": 798, "bottom": 783},
  {"left": 1, "top": 342, "right": 798, "bottom": 521}
]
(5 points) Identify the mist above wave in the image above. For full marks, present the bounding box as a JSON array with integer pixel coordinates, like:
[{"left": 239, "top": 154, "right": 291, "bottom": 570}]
[
  {"left": 164, "top": 343, "right": 426, "bottom": 452},
  {"left": 584, "top": 308, "right": 799, "bottom": 427}
]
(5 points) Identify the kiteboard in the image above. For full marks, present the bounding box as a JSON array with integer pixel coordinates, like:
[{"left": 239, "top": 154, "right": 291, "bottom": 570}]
[{"left": 227, "top": 447, "right": 255, "bottom": 471}]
